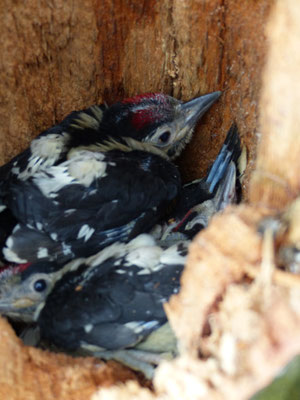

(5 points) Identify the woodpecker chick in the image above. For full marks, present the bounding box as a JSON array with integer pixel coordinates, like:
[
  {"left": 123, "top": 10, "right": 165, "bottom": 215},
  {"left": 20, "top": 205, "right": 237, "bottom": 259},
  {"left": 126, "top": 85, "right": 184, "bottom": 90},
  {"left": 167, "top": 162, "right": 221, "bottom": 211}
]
[
  {"left": 1, "top": 92, "right": 220, "bottom": 263},
  {"left": 7, "top": 234, "right": 188, "bottom": 378},
  {"left": 0, "top": 234, "right": 185, "bottom": 332},
  {"left": 0, "top": 91, "right": 220, "bottom": 185},
  {"left": 3, "top": 150, "right": 181, "bottom": 264}
]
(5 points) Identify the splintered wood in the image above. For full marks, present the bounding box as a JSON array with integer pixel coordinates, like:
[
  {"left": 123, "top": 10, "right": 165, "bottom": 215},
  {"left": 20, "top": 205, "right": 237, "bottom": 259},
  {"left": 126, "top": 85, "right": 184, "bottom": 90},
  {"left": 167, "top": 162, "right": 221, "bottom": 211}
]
[
  {"left": 165, "top": 205, "right": 265, "bottom": 354},
  {"left": 93, "top": 205, "right": 300, "bottom": 400},
  {"left": 160, "top": 206, "right": 300, "bottom": 400},
  {"left": 0, "top": 317, "right": 139, "bottom": 400}
]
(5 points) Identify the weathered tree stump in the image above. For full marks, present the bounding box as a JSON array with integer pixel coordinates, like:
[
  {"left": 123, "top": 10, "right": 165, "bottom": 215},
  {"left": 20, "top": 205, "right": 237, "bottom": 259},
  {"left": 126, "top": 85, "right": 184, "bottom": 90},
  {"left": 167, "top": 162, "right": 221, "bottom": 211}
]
[{"left": 2, "top": 0, "right": 300, "bottom": 399}]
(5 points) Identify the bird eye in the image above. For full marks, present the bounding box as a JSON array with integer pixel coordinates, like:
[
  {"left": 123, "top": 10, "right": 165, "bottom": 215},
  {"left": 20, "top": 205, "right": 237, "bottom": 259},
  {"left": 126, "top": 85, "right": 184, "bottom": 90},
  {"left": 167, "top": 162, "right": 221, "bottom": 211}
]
[
  {"left": 33, "top": 279, "right": 47, "bottom": 292},
  {"left": 159, "top": 131, "right": 171, "bottom": 143}
]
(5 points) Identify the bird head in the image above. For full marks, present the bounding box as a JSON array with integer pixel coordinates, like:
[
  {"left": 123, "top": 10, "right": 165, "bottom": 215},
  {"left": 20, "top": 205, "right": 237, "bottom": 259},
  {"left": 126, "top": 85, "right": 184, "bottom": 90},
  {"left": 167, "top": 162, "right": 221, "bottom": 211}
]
[
  {"left": 0, "top": 261, "right": 64, "bottom": 322},
  {"left": 100, "top": 91, "right": 221, "bottom": 159}
]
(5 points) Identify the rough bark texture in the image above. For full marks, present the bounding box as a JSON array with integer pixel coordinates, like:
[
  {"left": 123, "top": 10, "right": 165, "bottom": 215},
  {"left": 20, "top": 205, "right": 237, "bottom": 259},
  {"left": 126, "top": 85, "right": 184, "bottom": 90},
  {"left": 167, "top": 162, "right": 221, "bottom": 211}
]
[
  {"left": 0, "top": 0, "right": 272, "bottom": 195},
  {"left": 3, "top": 0, "right": 300, "bottom": 399},
  {"left": 0, "top": 317, "right": 140, "bottom": 400},
  {"left": 249, "top": 0, "right": 300, "bottom": 209}
]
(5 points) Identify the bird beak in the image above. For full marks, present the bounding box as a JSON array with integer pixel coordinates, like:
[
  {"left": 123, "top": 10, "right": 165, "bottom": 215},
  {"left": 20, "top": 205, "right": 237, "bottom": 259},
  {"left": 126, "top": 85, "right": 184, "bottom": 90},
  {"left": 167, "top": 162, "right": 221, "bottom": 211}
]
[
  {"left": 0, "top": 299, "right": 16, "bottom": 315},
  {"left": 178, "top": 91, "right": 221, "bottom": 129},
  {"left": 165, "top": 91, "right": 221, "bottom": 159},
  {"left": 12, "top": 298, "right": 36, "bottom": 308},
  {"left": 0, "top": 297, "right": 36, "bottom": 322},
  {"left": 0, "top": 294, "right": 34, "bottom": 311}
]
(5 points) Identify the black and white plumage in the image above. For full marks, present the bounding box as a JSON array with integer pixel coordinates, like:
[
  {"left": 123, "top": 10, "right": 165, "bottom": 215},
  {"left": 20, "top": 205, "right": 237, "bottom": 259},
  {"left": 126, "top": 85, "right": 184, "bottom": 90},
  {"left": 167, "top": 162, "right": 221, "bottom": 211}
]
[
  {"left": 1, "top": 122, "right": 239, "bottom": 266},
  {"left": 36, "top": 234, "right": 187, "bottom": 378},
  {"left": 0, "top": 125, "right": 241, "bottom": 327},
  {"left": 0, "top": 234, "right": 187, "bottom": 377},
  {"left": 151, "top": 124, "right": 241, "bottom": 242},
  {"left": 0, "top": 234, "right": 186, "bottom": 321},
  {"left": 0, "top": 91, "right": 220, "bottom": 186},
  {"left": 0, "top": 124, "right": 241, "bottom": 377},
  {"left": 1, "top": 91, "right": 221, "bottom": 263},
  {"left": 3, "top": 150, "right": 181, "bottom": 264},
  {"left": 0, "top": 208, "right": 17, "bottom": 264}
]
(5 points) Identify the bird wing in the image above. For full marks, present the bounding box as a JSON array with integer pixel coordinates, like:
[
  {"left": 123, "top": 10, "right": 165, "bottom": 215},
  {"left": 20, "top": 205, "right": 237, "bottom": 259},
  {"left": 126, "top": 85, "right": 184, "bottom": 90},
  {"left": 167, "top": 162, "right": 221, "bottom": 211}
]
[
  {"left": 5, "top": 149, "right": 180, "bottom": 261},
  {"left": 0, "top": 104, "right": 107, "bottom": 183},
  {"left": 37, "top": 245, "right": 184, "bottom": 351}
]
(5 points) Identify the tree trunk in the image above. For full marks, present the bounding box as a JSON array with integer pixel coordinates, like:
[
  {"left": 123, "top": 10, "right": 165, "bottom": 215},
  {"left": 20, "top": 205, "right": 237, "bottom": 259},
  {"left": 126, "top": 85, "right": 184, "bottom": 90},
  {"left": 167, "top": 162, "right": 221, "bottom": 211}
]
[
  {"left": 0, "top": 0, "right": 272, "bottom": 194},
  {"left": 5, "top": 0, "right": 300, "bottom": 399}
]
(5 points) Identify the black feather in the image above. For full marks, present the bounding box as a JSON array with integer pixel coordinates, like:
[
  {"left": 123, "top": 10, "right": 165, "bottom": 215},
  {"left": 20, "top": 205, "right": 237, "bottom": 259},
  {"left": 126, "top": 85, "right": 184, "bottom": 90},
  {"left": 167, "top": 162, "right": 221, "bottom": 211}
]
[
  {"left": 4, "top": 150, "right": 181, "bottom": 262},
  {"left": 37, "top": 239, "right": 184, "bottom": 351}
]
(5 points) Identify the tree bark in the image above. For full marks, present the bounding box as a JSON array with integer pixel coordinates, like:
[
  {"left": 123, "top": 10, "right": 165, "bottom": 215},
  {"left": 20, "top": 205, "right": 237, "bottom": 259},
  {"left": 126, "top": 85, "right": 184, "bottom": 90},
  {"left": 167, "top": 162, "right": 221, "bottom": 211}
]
[
  {"left": 4, "top": 0, "right": 296, "bottom": 399},
  {"left": 249, "top": 0, "right": 300, "bottom": 209},
  {"left": 0, "top": 0, "right": 272, "bottom": 195}
]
